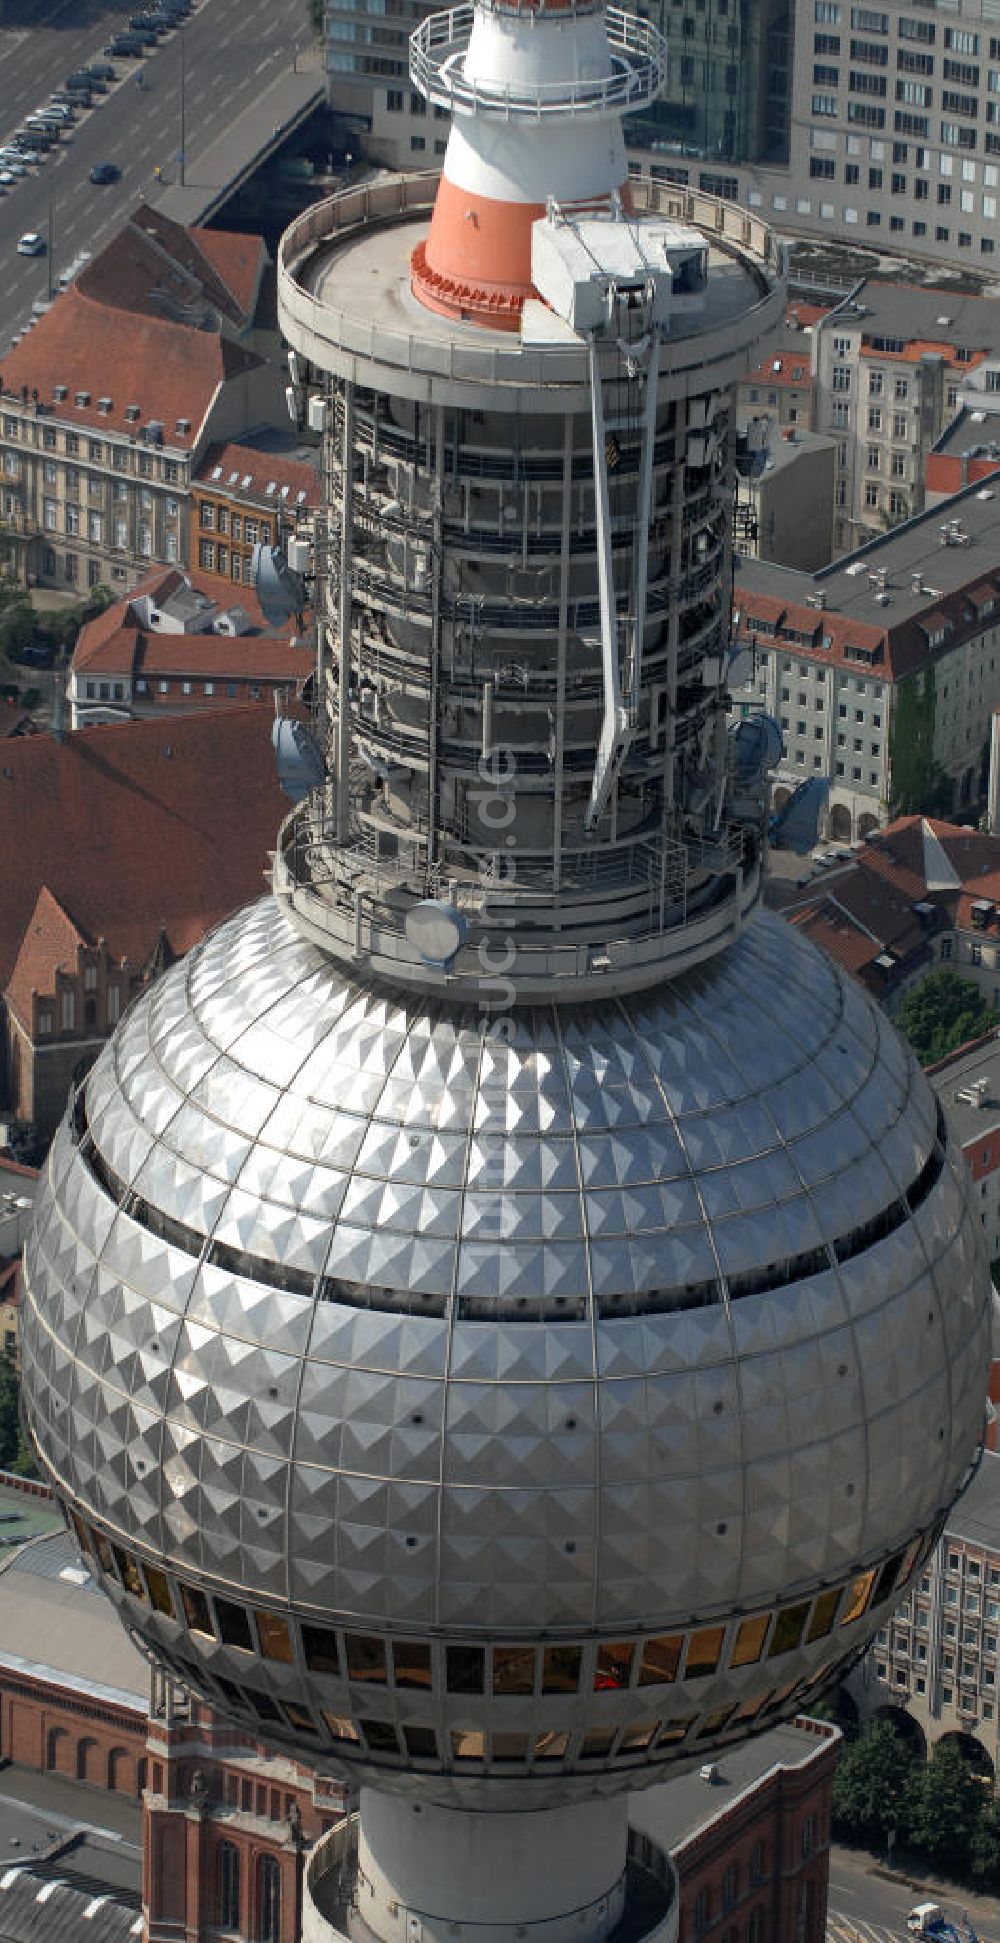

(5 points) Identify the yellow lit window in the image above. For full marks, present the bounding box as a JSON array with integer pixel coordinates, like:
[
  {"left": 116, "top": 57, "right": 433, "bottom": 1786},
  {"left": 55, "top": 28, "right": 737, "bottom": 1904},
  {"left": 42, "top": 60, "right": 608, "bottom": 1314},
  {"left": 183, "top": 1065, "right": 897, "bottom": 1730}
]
[
  {"left": 841, "top": 1569, "right": 877, "bottom": 1626},
  {"left": 730, "top": 1615, "right": 770, "bottom": 1667},
  {"left": 256, "top": 1610, "right": 294, "bottom": 1663},
  {"left": 685, "top": 1627, "right": 725, "bottom": 1678}
]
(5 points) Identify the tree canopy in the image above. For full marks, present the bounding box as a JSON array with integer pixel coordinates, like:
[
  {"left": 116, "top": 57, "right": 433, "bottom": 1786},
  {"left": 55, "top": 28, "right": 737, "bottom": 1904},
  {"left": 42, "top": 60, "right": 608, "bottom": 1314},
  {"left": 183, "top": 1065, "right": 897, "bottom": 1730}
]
[
  {"left": 832, "top": 1719, "right": 1000, "bottom": 1888},
  {"left": 895, "top": 969, "right": 999, "bottom": 1066}
]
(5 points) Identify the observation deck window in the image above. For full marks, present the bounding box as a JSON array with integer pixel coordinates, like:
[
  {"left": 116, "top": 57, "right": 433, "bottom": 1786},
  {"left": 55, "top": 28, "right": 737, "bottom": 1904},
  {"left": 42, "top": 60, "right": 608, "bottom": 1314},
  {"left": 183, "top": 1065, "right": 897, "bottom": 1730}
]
[
  {"left": 768, "top": 1602, "right": 810, "bottom": 1657},
  {"left": 346, "top": 1633, "right": 387, "bottom": 1682},
  {"left": 216, "top": 1599, "right": 255, "bottom": 1652},
  {"left": 302, "top": 1624, "right": 342, "bottom": 1675},
  {"left": 452, "top": 1728, "right": 486, "bottom": 1761},
  {"left": 841, "top": 1568, "right": 877, "bottom": 1625},
  {"left": 595, "top": 1642, "right": 634, "bottom": 1689},
  {"left": 361, "top": 1719, "right": 400, "bottom": 1753},
  {"left": 638, "top": 1635, "right": 683, "bottom": 1685},
  {"left": 180, "top": 1583, "right": 213, "bottom": 1636},
  {"left": 685, "top": 1627, "right": 725, "bottom": 1678},
  {"left": 403, "top": 1724, "right": 438, "bottom": 1757},
  {"left": 493, "top": 1646, "right": 536, "bottom": 1695},
  {"left": 535, "top": 1730, "right": 570, "bottom": 1760},
  {"left": 448, "top": 1644, "right": 485, "bottom": 1694},
  {"left": 806, "top": 1588, "right": 842, "bottom": 1640},
  {"left": 730, "top": 1615, "right": 770, "bottom": 1665},
  {"left": 542, "top": 1645, "right": 581, "bottom": 1693},
  {"left": 143, "top": 1565, "right": 175, "bottom": 1618},
  {"left": 394, "top": 1640, "right": 433, "bottom": 1688},
  {"left": 322, "top": 1711, "right": 361, "bottom": 1743},
  {"left": 257, "top": 1611, "right": 295, "bottom": 1663}
]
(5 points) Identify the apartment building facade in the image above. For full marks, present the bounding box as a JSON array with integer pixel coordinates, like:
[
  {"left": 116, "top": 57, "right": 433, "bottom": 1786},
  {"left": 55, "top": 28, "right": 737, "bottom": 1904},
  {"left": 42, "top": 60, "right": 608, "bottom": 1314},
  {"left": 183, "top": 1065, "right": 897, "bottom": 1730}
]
[
  {"left": 733, "top": 480, "right": 1000, "bottom": 839},
  {"left": 0, "top": 214, "right": 283, "bottom": 596},
  {"left": 851, "top": 1453, "right": 1000, "bottom": 1781},
  {"left": 191, "top": 442, "right": 319, "bottom": 591}
]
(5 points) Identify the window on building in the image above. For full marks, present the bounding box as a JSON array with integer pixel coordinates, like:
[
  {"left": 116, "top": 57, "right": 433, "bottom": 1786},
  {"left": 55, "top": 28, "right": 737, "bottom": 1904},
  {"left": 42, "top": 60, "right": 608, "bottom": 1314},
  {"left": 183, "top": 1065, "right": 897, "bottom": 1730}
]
[
  {"left": 219, "top": 1844, "right": 241, "bottom": 1930},
  {"left": 258, "top": 1857, "right": 281, "bottom": 1943}
]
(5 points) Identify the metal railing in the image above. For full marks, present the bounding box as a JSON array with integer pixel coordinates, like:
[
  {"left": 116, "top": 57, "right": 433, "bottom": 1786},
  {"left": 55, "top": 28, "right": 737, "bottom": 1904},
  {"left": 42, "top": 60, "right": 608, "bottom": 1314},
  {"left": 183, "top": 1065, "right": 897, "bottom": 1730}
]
[{"left": 409, "top": 4, "right": 667, "bottom": 119}]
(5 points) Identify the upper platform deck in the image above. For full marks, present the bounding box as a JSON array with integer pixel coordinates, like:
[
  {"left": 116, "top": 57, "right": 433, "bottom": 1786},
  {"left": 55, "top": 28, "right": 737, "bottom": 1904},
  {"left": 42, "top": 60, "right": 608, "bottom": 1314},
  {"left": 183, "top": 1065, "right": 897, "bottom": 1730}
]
[{"left": 277, "top": 171, "right": 785, "bottom": 410}]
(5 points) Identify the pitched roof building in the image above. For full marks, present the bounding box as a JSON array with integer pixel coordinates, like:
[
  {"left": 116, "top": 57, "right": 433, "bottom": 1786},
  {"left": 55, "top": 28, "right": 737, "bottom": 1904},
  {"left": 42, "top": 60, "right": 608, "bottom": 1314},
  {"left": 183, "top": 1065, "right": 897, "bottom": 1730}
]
[
  {"left": 0, "top": 212, "right": 288, "bottom": 598},
  {"left": 69, "top": 567, "right": 312, "bottom": 727},
  {"left": 732, "top": 477, "right": 1000, "bottom": 841},
  {"left": 0, "top": 709, "right": 291, "bottom": 1147},
  {"left": 782, "top": 815, "right": 1000, "bottom": 1008}
]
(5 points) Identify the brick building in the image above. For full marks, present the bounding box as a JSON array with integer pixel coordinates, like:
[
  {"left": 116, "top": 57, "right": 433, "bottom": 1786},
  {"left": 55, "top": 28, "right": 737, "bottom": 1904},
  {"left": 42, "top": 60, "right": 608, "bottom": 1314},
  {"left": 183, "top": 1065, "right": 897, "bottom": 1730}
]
[
  {"left": 192, "top": 440, "right": 319, "bottom": 591},
  {"left": 0, "top": 709, "right": 297, "bottom": 1150},
  {"left": 69, "top": 567, "right": 312, "bottom": 728},
  {"left": 784, "top": 816, "right": 1000, "bottom": 1013},
  {"left": 0, "top": 207, "right": 286, "bottom": 596}
]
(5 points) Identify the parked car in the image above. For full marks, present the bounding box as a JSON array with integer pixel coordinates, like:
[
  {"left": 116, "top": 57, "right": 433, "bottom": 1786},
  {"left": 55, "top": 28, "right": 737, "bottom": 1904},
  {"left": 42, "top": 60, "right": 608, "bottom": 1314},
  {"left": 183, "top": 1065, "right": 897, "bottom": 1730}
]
[
  {"left": 65, "top": 68, "right": 95, "bottom": 90},
  {"left": 16, "top": 232, "right": 46, "bottom": 256},
  {"left": 86, "top": 61, "right": 118, "bottom": 80},
  {"left": 10, "top": 143, "right": 44, "bottom": 164},
  {"left": 89, "top": 161, "right": 120, "bottom": 184},
  {"left": 141, "top": 9, "right": 174, "bottom": 26},
  {"left": 127, "top": 15, "right": 160, "bottom": 39},
  {"left": 104, "top": 32, "right": 145, "bottom": 53},
  {"left": 0, "top": 155, "right": 28, "bottom": 175}
]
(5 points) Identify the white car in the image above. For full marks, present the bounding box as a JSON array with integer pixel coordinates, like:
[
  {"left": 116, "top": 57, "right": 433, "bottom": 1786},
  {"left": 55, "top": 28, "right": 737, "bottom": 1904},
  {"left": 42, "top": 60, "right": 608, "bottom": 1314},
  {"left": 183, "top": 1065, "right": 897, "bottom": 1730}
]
[
  {"left": 0, "top": 157, "right": 27, "bottom": 175},
  {"left": 16, "top": 232, "right": 46, "bottom": 257},
  {"left": 0, "top": 171, "right": 17, "bottom": 186}
]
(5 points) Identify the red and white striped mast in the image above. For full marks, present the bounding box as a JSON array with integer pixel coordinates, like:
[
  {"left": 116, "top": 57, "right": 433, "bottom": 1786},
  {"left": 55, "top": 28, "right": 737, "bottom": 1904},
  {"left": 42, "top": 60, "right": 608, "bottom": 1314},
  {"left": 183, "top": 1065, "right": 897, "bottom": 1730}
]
[{"left": 409, "top": 0, "right": 667, "bottom": 328}]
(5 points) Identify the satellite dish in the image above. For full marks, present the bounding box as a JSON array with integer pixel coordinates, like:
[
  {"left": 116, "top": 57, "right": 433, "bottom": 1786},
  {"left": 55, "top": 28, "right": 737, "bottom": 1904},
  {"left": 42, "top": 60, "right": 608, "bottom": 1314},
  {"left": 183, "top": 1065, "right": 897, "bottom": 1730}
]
[
  {"left": 253, "top": 543, "right": 307, "bottom": 628},
  {"left": 729, "top": 713, "right": 783, "bottom": 790},
  {"left": 272, "top": 717, "right": 325, "bottom": 802},
  {"left": 769, "top": 775, "right": 830, "bottom": 854},
  {"left": 404, "top": 900, "right": 467, "bottom": 969}
]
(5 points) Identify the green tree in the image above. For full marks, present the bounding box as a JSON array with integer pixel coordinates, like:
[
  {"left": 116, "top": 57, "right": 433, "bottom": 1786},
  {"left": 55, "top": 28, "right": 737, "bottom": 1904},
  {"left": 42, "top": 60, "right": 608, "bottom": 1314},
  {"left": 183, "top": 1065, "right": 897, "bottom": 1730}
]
[
  {"left": 0, "top": 1355, "right": 20, "bottom": 1470},
  {"left": 832, "top": 1719, "right": 918, "bottom": 1848},
  {"left": 909, "top": 1739, "right": 985, "bottom": 1874},
  {"left": 969, "top": 1797, "right": 1000, "bottom": 1890},
  {"left": 895, "top": 970, "right": 1000, "bottom": 1066},
  {"left": 0, "top": 602, "right": 35, "bottom": 662},
  {"left": 306, "top": 0, "right": 323, "bottom": 34},
  {"left": 889, "top": 665, "right": 954, "bottom": 817}
]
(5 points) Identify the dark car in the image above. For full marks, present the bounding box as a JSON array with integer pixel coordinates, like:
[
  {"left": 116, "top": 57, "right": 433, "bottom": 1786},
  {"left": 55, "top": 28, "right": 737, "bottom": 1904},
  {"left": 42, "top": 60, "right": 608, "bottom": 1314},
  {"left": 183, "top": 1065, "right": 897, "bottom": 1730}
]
[
  {"left": 141, "top": 9, "right": 174, "bottom": 25},
  {"left": 104, "top": 31, "right": 145, "bottom": 53},
  {"left": 127, "top": 15, "right": 160, "bottom": 38},
  {"left": 65, "top": 68, "right": 94, "bottom": 89},
  {"left": 12, "top": 641, "right": 56, "bottom": 668},
  {"left": 89, "top": 161, "right": 120, "bottom": 184},
  {"left": 86, "top": 62, "right": 118, "bottom": 81}
]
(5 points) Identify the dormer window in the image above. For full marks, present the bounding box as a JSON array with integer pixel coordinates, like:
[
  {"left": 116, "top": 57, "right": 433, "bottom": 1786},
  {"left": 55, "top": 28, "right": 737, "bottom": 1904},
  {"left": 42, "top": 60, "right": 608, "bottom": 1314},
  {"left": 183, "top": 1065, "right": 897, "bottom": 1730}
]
[
  {"left": 53, "top": 385, "right": 68, "bottom": 402},
  {"left": 98, "top": 398, "right": 113, "bottom": 414},
  {"left": 125, "top": 404, "right": 140, "bottom": 423},
  {"left": 75, "top": 390, "right": 90, "bottom": 407}
]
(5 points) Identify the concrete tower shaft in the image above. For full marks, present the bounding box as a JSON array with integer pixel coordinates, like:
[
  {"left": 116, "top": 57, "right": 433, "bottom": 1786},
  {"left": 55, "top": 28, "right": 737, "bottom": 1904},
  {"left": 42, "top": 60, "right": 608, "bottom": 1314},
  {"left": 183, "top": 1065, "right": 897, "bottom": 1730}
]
[{"left": 276, "top": 177, "right": 784, "bottom": 1004}]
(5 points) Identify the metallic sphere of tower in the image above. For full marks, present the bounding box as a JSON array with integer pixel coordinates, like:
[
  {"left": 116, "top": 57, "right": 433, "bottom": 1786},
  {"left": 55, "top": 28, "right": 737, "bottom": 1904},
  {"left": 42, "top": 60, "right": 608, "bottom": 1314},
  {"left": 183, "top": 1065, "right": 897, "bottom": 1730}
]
[{"left": 17, "top": 0, "right": 991, "bottom": 1932}]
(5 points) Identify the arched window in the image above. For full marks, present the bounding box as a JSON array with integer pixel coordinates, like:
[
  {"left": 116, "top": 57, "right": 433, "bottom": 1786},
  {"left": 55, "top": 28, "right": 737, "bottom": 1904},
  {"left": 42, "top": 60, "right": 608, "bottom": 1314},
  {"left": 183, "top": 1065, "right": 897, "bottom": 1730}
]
[
  {"left": 219, "top": 1842, "right": 241, "bottom": 1930},
  {"left": 258, "top": 1855, "right": 281, "bottom": 1943}
]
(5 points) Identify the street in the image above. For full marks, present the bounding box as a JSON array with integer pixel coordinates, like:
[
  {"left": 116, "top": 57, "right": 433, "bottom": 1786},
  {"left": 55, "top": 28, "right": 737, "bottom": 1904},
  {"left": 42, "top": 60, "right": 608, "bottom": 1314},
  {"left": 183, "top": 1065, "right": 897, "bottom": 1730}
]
[
  {"left": 0, "top": 0, "right": 313, "bottom": 341},
  {"left": 828, "top": 1845, "right": 1000, "bottom": 1943}
]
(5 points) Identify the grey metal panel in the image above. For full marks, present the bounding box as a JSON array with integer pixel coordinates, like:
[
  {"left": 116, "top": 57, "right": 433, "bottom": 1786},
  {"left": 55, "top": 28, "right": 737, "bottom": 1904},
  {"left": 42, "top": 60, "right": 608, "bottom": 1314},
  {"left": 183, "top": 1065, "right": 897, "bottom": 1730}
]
[{"left": 18, "top": 895, "right": 991, "bottom": 1810}]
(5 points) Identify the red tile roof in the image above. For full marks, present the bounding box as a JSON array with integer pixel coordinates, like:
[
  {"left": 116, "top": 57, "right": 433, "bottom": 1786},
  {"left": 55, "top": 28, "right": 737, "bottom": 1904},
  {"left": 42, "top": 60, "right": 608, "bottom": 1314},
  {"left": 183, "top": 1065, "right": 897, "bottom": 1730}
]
[
  {"left": 4, "top": 886, "right": 87, "bottom": 1030},
  {"left": 0, "top": 287, "right": 261, "bottom": 449},
  {"left": 73, "top": 567, "right": 305, "bottom": 682},
  {"left": 77, "top": 206, "right": 264, "bottom": 332},
  {"left": 196, "top": 441, "right": 320, "bottom": 508},
  {"left": 0, "top": 710, "right": 290, "bottom": 992},
  {"left": 745, "top": 350, "right": 811, "bottom": 388}
]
